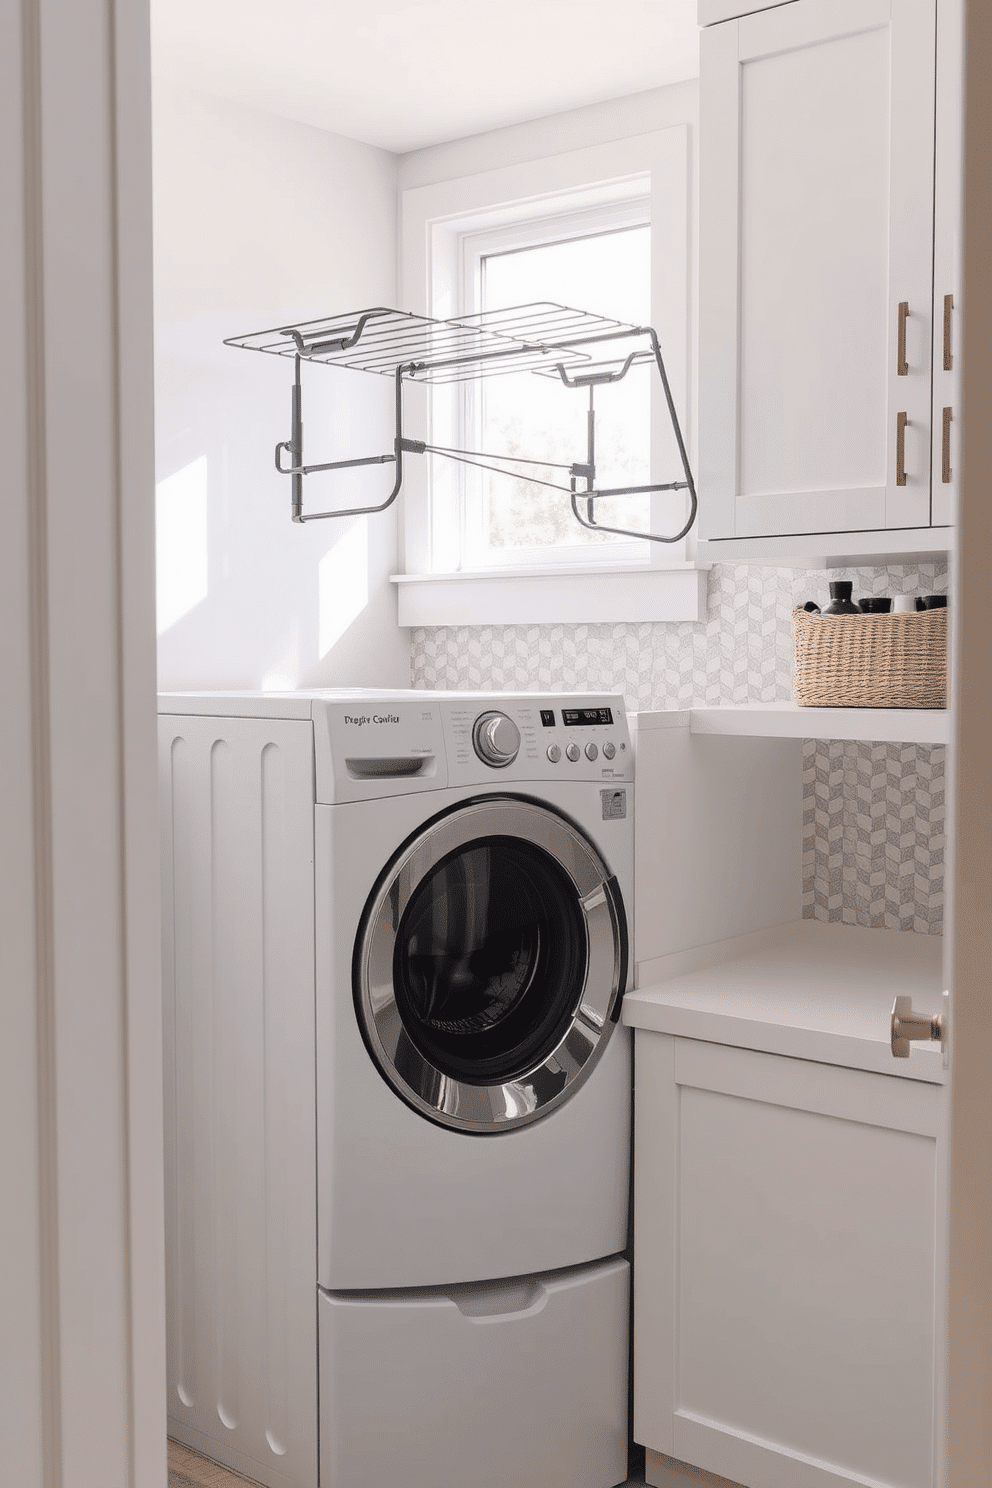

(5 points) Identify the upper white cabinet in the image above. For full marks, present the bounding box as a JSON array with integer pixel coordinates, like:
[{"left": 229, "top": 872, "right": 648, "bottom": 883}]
[{"left": 698, "top": 0, "right": 959, "bottom": 560}]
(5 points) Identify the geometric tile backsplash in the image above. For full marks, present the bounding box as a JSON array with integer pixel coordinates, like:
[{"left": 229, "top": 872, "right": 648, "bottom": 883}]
[
  {"left": 411, "top": 560, "right": 949, "bottom": 936},
  {"left": 411, "top": 561, "right": 948, "bottom": 710},
  {"left": 802, "top": 740, "right": 945, "bottom": 935}
]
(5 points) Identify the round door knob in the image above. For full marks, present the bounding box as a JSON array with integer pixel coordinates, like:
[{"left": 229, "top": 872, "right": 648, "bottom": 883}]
[
  {"left": 472, "top": 711, "right": 521, "bottom": 768},
  {"left": 585, "top": 742, "right": 599, "bottom": 761},
  {"left": 602, "top": 741, "right": 616, "bottom": 760},
  {"left": 565, "top": 743, "right": 581, "bottom": 762},
  {"left": 547, "top": 744, "right": 562, "bottom": 763}
]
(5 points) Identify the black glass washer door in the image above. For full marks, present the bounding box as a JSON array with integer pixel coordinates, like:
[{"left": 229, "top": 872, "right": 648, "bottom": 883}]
[{"left": 354, "top": 795, "right": 627, "bottom": 1134}]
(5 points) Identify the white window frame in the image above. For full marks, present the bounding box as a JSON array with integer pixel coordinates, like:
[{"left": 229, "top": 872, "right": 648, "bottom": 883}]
[
  {"left": 394, "top": 125, "right": 708, "bottom": 625},
  {"left": 453, "top": 196, "right": 654, "bottom": 572}
]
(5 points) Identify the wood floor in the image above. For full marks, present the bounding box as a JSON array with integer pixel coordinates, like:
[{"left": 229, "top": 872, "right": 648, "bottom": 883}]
[
  {"left": 167, "top": 1438, "right": 651, "bottom": 1488},
  {"left": 168, "top": 1441, "right": 259, "bottom": 1488}
]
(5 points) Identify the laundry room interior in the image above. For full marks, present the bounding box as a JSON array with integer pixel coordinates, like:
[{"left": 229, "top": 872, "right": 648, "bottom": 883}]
[{"left": 152, "top": 4, "right": 958, "bottom": 1488}]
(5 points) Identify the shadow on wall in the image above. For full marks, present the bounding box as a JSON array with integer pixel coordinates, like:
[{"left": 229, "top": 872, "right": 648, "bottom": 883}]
[
  {"left": 153, "top": 319, "right": 407, "bottom": 692},
  {"left": 151, "top": 83, "right": 410, "bottom": 693}
]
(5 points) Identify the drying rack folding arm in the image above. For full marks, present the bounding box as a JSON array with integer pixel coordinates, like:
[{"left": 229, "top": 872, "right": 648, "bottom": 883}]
[{"left": 224, "top": 303, "right": 697, "bottom": 543}]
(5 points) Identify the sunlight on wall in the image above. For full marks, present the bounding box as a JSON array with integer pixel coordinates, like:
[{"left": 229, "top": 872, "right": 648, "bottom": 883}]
[
  {"left": 156, "top": 455, "right": 209, "bottom": 634},
  {"left": 319, "top": 521, "right": 369, "bottom": 658}
]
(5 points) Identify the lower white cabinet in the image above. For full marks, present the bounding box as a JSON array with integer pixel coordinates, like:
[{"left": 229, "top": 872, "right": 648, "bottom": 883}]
[{"left": 633, "top": 1033, "right": 943, "bottom": 1488}]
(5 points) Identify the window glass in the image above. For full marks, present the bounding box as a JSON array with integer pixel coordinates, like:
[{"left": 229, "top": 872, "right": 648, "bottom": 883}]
[{"left": 470, "top": 224, "right": 651, "bottom": 559}]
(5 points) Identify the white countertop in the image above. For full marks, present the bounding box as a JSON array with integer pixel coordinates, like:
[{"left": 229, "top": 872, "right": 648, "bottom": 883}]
[{"left": 625, "top": 919, "right": 946, "bottom": 1083}]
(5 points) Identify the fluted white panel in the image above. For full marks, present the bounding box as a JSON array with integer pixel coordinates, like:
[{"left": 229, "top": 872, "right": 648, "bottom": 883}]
[{"left": 160, "top": 715, "right": 317, "bottom": 1488}]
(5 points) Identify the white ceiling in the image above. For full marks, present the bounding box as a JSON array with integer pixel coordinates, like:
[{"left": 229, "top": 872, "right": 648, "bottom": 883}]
[{"left": 150, "top": 0, "right": 700, "bottom": 154}]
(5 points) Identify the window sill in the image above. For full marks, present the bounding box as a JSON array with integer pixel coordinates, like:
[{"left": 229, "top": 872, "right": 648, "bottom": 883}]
[{"left": 390, "top": 564, "right": 710, "bottom": 627}]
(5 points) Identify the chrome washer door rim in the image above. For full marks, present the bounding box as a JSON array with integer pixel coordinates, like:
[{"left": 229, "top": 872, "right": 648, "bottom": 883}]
[{"left": 354, "top": 795, "right": 627, "bottom": 1134}]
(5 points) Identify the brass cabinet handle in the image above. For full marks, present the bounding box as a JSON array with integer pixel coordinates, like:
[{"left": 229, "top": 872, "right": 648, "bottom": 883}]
[
  {"left": 897, "top": 301, "right": 909, "bottom": 375},
  {"left": 896, "top": 411, "right": 909, "bottom": 486},
  {"left": 943, "top": 293, "right": 954, "bottom": 371},
  {"left": 942, "top": 406, "right": 953, "bottom": 484}
]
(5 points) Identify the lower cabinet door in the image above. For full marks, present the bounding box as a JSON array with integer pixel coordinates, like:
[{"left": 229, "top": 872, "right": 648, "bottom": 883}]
[{"left": 633, "top": 1035, "right": 943, "bottom": 1488}]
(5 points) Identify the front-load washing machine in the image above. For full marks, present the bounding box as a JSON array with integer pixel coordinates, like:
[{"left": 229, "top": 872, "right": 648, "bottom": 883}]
[{"left": 160, "top": 689, "right": 634, "bottom": 1488}]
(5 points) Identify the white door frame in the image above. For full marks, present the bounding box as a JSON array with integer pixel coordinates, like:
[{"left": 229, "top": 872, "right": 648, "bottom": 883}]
[
  {"left": 942, "top": 3, "right": 992, "bottom": 1481},
  {"left": 2, "top": 1, "right": 990, "bottom": 1486},
  {"left": 0, "top": 0, "right": 165, "bottom": 1485}
]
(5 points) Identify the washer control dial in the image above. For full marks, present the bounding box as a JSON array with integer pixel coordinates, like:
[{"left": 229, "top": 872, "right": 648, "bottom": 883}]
[
  {"left": 602, "top": 741, "right": 616, "bottom": 760},
  {"left": 585, "top": 742, "right": 599, "bottom": 761},
  {"left": 547, "top": 744, "right": 562, "bottom": 763},
  {"left": 472, "top": 711, "right": 521, "bottom": 768},
  {"left": 565, "top": 743, "right": 581, "bottom": 762}
]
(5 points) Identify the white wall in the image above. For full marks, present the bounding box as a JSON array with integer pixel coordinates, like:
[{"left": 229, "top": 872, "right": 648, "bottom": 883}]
[
  {"left": 153, "top": 85, "right": 409, "bottom": 691},
  {"left": 398, "top": 82, "right": 698, "bottom": 189}
]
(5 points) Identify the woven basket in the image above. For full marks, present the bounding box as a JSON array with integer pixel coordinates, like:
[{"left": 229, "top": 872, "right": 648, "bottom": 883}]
[{"left": 792, "top": 605, "right": 948, "bottom": 709}]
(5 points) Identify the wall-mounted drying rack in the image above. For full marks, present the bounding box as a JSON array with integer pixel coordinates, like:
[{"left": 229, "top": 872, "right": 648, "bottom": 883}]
[{"left": 224, "top": 301, "right": 697, "bottom": 543}]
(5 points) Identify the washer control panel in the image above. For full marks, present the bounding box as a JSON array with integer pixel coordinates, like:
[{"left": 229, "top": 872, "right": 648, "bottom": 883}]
[
  {"left": 440, "top": 696, "right": 627, "bottom": 791},
  {"left": 537, "top": 702, "right": 630, "bottom": 776},
  {"left": 307, "top": 689, "right": 631, "bottom": 801},
  {"left": 441, "top": 694, "right": 632, "bottom": 786}
]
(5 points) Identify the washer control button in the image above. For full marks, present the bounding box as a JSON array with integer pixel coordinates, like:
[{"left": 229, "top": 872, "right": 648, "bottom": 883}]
[
  {"left": 565, "top": 743, "right": 581, "bottom": 762},
  {"left": 472, "top": 711, "right": 521, "bottom": 768},
  {"left": 585, "top": 742, "right": 599, "bottom": 761},
  {"left": 602, "top": 741, "right": 616, "bottom": 760},
  {"left": 546, "top": 744, "right": 562, "bottom": 763}
]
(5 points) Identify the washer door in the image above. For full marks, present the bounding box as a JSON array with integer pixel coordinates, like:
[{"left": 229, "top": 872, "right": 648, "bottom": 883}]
[{"left": 354, "top": 795, "right": 628, "bottom": 1133}]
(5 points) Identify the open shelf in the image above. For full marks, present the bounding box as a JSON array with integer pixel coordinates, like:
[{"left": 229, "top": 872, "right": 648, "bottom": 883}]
[
  {"left": 636, "top": 704, "right": 949, "bottom": 746},
  {"left": 625, "top": 919, "right": 945, "bottom": 1083}
]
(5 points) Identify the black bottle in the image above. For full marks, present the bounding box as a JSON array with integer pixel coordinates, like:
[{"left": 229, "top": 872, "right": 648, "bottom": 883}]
[{"left": 822, "top": 581, "right": 860, "bottom": 616}]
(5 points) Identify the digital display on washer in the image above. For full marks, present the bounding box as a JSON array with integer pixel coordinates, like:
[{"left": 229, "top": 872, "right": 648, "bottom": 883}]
[{"left": 561, "top": 707, "right": 613, "bottom": 727}]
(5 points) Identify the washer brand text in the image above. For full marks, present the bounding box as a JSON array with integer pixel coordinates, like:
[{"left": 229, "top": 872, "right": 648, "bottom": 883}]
[{"left": 344, "top": 714, "right": 401, "bottom": 726}]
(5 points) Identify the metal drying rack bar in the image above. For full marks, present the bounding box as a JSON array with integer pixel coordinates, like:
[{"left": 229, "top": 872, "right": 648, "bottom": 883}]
[{"left": 224, "top": 302, "right": 697, "bottom": 542}]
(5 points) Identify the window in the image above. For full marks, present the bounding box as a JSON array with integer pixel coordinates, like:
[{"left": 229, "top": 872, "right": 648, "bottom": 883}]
[
  {"left": 451, "top": 201, "right": 653, "bottom": 570},
  {"left": 396, "top": 122, "right": 705, "bottom": 624}
]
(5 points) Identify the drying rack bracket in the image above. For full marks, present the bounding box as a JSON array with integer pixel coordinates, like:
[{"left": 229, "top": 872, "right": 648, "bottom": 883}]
[{"left": 225, "top": 303, "right": 697, "bottom": 542}]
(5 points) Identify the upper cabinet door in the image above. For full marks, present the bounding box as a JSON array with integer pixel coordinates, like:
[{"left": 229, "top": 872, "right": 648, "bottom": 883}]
[{"left": 699, "top": 0, "right": 937, "bottom": 542}]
